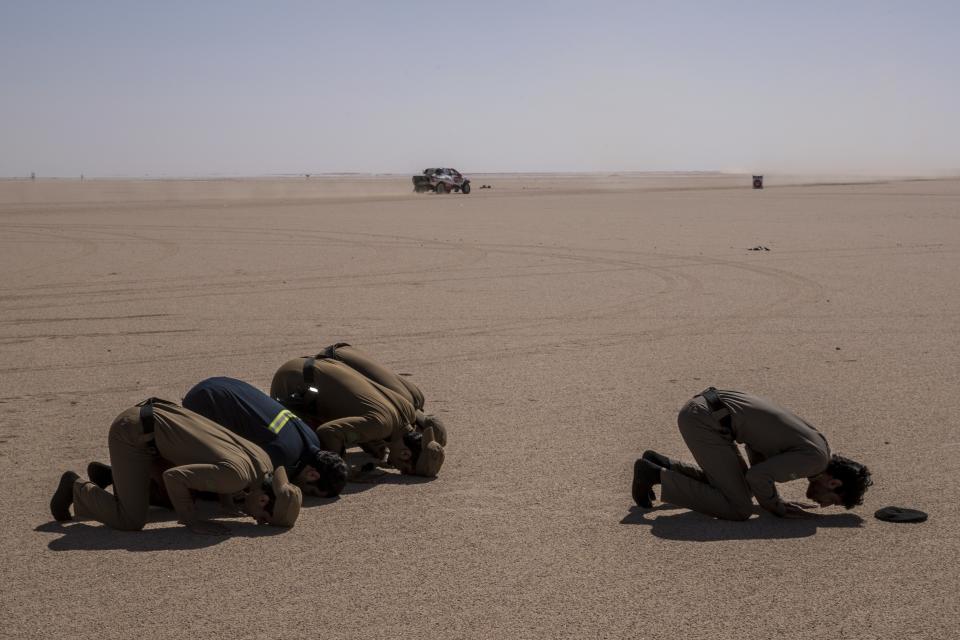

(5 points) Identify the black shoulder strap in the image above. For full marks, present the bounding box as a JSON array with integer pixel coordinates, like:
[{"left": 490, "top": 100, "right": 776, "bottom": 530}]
[
  {"left": 700, "top": 387, "right": 732, "bottom": 434},
  {"left": 320, "top": 342, "right": 350, "bottom": 360},
  {"left": 702, "top": 386, "right": 722, "bottom": 409},
  {"left": 303, "top": 357, "right": 316, "bottom": 384},
  {"left": 139, "top": 402, "right": 156, "bottom": 435}
]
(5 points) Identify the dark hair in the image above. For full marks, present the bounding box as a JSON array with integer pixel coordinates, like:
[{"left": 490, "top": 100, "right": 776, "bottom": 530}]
[
  {"left": 309, "top": 451, "right": 348, "bottom": 497},
  {"left": 261, "top": 475, "right": 277, "bottom": 516},
  {"left": 402, "top": 431, "right": 423, "bottom": 466},
  {"left": 826, "top": 454, "right": 873, "bottom": 509}
]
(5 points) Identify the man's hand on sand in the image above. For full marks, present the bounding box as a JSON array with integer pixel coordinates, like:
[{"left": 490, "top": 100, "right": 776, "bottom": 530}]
[
  {"left": 349, "top": 462, "right": 389, "bottom": 483},
  {"left": 184, "top": 519, "right": 230, "bottom": 535},
  {"left": 783, "top": 501, "right": 819, "bottom": 518}
]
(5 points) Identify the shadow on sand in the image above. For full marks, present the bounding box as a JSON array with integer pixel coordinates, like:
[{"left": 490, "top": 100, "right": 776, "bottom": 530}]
[
  {"left": 336, "top": 451, "right": 436, "bottom": 496},
  {"left": 302, "top": 494, "right": 342, "bottom": 507},
  {"left": 621, "top": 506, "right": 864, "bottom": 541},
  {"left": 340, "top": 471, "right": 435, "bottom": 496},
  {"left": 35, "top": 517, "right": 286, "bottom": 552}
]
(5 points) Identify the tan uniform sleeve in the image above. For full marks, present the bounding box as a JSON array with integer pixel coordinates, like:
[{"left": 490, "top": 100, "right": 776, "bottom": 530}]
[
  {"left": 162, "top": 463, "right": 253, "bottom": 524},
  {"left": 315, "top": 416, "right": 394, "bottom": 455},
  {"left": 397, "top": 376, "right": 425, "bottom": 411},
  {"left": 333, "top": 345, "right": 426, "bottom": 411},
  {"left": 745, "top": 450, "right": 827, "bottom": 516}
]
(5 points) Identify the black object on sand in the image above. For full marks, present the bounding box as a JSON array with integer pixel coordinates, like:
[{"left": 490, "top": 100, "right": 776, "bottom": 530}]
[{"left": 874, "top": 506, "right": 928, "bottom": 523}]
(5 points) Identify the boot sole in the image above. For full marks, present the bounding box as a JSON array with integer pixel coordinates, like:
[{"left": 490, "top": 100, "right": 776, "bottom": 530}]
[
  {"left": 50, "top": 472, "right": 78, "bottom": 521},
  {"left": 632, "top": 459, "right": 653, "bottom": 508}
]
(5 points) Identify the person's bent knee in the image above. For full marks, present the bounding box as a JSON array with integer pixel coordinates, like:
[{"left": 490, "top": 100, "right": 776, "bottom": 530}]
[
  {"left": 315, "top": 427, "right": 345, "bottom": 456},
  {"left": 107, "top": 505, "right": 149, "bottom": 531},
  {"left": 722, "top": 504, "right": 754, "bottom": 521},
  {"left": 110, "top": 510, "right": 148, "bottom": 531},
  {"left": 113, "top": 519, "right": 147, "bottom": 532}
]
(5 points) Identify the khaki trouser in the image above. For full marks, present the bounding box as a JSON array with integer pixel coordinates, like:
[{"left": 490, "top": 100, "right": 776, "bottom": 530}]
[
  {"left": 73, "top": 406, "right": 164, "bottom": 531},
  {"left": 659, "top": 396, "right": 754, "bottom": 521}
]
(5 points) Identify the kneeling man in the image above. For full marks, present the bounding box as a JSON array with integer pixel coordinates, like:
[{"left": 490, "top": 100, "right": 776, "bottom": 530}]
[
  {"left": 50, "top": 398, "right": 301, "bottom": 534},
  {"left": 271, "top": 355, "right": 444, "bottom": 478},
  {"left": 632, "top": 388, "right": 872, "bottom": 520},
  {"left": 302, "top": 343, "right": 447, "bottom": 446}
]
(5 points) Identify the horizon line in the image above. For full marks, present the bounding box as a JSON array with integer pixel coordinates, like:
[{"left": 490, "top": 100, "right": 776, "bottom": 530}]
[{"left": 3, "top": 169, "right": 959, "bottom": 181}]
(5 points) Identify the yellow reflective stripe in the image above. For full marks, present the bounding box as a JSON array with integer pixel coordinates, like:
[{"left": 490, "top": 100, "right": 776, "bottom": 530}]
[{"left": 268, "top": 409, "right": 294, "bottom": 434}]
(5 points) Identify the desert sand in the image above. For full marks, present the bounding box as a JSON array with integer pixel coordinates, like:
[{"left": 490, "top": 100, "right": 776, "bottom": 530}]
[{"left": 1, "top": 174, "right": 958, "bottom": 639}]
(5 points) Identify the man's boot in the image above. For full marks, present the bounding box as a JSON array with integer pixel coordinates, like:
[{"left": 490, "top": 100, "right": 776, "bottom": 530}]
[
  {"left": 87, "top": 461, "right": 113, "bottom": 489},
  {"left": 50, "top": 471, "right": 80, "bottom": 521},
  {"left": 642, "top": 450, "right": 672, "bottom": 470},
  {"left": 631, "top": 458, "right": 662, "bottom": 508}
]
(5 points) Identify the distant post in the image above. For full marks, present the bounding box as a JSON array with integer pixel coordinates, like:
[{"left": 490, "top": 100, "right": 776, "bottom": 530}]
[{"left": 752, "top": 175, "right": 764, "bottom": 189}]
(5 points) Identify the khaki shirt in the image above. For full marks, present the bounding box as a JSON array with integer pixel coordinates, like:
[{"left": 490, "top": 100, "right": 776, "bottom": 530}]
[
  {"left": 151, "top": 402, "right": 274, "bottom": 523},
  {"left": 270, "top": 357, "right": 416, "bottom": 454},
  {"left": 716, "top": 390, "right": 831, "bottom": 515},
  {"left": 323, "top": 343, "right": 426, "bottom": 410}
]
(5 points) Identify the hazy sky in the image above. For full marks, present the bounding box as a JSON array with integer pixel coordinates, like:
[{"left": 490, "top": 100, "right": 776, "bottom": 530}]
[{"left": 2, "top": 1, "right": 958, "bottom": 176}]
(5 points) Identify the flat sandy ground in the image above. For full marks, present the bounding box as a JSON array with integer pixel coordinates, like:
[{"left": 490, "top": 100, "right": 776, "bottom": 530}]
[{"left": 1, "top": 174, "right": 958, "bottom": 639}]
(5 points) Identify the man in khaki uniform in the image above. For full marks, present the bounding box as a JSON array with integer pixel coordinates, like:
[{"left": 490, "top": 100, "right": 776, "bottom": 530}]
[
  {"left": 271, "top": 356, "right": 444, "bottom": 477},
  {"left": 310, "top": 342, "right": 447, "bottom": 446},
  {"left": 632, "top": 388, "right": 872, "bottom": 520},
  {"left": 50, "top": 398, "right": 301, "bottom": 535}
]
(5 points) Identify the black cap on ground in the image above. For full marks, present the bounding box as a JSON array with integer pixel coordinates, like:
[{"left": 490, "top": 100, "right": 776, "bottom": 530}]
[
  {"left": 874, "top": 506, "right": 928, "bottom": 523},
  {"left": 50, "top": 471, "right": 80, "bottom": 521}
]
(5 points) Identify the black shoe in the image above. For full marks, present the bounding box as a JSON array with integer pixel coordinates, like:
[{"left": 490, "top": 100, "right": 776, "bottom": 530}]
[
  {"left": 87, "top": 461, "right": 113, "bottom": 489},
  {"left": 642, "top": 450, "right": 672, "bottom": 470},
  {"left": 632, "top": 459, "right": 654, "bottom": 508},
  {"left": 50, "top": 471, "right": 80, "bottom": 521}
]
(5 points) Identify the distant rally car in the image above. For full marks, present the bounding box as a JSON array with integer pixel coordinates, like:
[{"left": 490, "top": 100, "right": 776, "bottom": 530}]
[{"left": 412, "top": 168, "right": 471, "bottom": 194}]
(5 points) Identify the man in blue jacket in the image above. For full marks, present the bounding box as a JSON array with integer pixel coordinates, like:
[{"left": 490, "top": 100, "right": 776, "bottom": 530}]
[{"left": 180, "top": 377, "right": 348, "bottom": 498}]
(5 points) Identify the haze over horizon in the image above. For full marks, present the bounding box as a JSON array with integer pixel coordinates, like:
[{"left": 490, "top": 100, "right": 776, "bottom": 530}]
[{"left": 2, "top": 1, "right": 958, "bottom": 178}]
